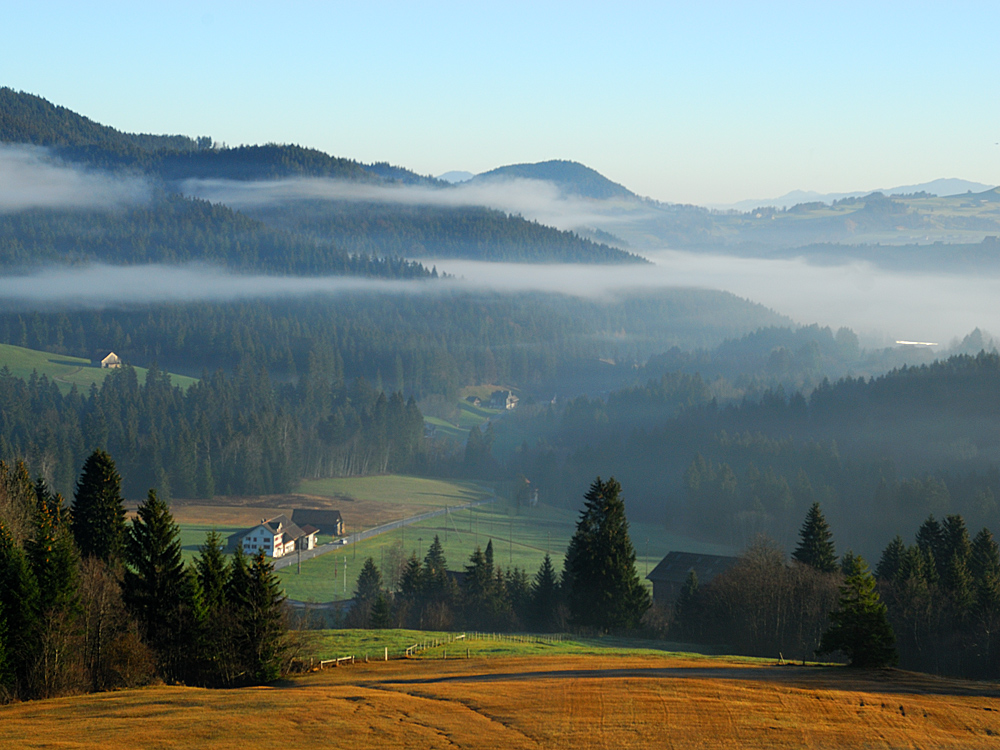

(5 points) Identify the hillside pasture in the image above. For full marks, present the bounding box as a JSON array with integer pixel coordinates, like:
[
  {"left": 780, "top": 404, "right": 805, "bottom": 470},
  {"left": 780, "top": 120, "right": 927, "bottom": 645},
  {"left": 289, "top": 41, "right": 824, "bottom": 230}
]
[
  {"left": 3, "top": 653, "right": 999, "bottom": 749},
  {"left": 0, "top": 342, "right": 198, "bottom": 393}
]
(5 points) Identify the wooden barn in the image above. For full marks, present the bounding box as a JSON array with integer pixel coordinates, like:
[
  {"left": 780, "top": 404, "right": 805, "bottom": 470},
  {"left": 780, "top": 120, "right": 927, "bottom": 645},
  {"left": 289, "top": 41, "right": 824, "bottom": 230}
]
[{"left": 646, "top": 551, "right": 739, "bottom": 604}]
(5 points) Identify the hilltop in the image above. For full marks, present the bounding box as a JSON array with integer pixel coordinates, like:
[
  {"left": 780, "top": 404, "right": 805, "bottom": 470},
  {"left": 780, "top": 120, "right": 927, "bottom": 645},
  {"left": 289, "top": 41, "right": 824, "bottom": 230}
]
[{"left": 473, "top": 159, "right": 638, "bottom": 201}]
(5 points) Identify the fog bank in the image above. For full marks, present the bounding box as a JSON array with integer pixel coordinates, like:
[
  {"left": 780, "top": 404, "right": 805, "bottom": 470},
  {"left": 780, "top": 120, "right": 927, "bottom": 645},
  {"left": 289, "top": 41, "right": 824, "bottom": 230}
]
[
  {"left": 182, "top": 176, "right": 640, "bottom": 232},
  {"left": 0, "top": 145, "right": 149, "bottom": 212},
  {"left": 2, "top": 251, "right": 997, "bottom": 348}
]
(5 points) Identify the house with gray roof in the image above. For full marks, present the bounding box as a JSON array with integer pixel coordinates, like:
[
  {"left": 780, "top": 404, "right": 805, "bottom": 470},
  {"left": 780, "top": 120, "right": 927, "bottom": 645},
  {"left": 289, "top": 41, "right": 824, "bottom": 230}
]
[{"left": 646, "top": 551, "right": 739, "bottom": 604}]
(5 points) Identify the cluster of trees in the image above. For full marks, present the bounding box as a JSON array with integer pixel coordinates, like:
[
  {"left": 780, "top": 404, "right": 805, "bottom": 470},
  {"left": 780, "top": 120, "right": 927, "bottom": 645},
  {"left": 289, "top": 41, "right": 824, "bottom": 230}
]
[
  {"left": 0, "top": 362, "right": 424, "bottom": 499},
  {"left": 0, "top": 451, "right": 288, "bottom": 703},
  {"left": 348, "top": 477, "right": 650, "bottom": 635},
  {"left": 347, "top": 536, "right": 559, "bottom": 633},
  {"left": 670, "top": 503, "right": 1000, "bottom": 678}
]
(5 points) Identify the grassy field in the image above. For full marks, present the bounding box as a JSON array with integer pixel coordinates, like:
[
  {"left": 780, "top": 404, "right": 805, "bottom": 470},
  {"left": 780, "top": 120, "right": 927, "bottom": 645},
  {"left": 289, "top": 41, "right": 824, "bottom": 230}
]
[
  {"left": 5, "top": 649, "right": 1000, "bottom": 749},
  {"left": 277, "top": 497, "right": 731, "bottom": 602},
  {"left": 0, "top": 342, "right": 198, "bottom": 393},
  {"left": 302, "top": 629, "right": 747, "bottom": 661}
]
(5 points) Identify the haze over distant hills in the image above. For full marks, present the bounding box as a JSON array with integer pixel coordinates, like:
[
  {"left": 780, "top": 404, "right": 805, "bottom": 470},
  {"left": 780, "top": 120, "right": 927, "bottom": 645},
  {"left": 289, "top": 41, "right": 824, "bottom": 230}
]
[{"left": 716, "top": 178, "right": 997, "bottom": 211}]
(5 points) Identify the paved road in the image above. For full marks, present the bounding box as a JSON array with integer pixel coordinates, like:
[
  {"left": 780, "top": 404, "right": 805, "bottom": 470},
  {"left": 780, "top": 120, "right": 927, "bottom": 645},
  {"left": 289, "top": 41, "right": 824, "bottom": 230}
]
[{"left": 273, "top": 494, "right": 496, "bottom": 572}]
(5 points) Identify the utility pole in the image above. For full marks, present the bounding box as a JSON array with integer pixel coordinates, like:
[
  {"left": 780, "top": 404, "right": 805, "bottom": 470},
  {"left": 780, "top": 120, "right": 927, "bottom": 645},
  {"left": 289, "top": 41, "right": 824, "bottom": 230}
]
[{"left": 297, "top": 546, "right": 301, "bottom": 575}]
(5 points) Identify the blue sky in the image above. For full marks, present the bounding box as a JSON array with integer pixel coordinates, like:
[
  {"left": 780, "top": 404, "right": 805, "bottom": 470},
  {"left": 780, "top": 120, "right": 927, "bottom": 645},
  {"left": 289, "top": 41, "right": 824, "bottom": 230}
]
[{"left": 3, "top": 1, "right": 998, "bottom": 204}]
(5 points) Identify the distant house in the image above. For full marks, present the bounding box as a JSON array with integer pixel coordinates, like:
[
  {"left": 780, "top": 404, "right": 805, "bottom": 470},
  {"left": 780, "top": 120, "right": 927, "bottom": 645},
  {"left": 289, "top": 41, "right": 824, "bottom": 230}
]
[
  {"left": 488, "top": 390, "right": 519, "bottom": 410},
  {"left": 99, "top": 352, "right": 122, "bottom": 368},
  {"left": 290, "top": 509, "right": 344, "bottom": 538},
  {"left": 646, "top": 551, "right": 739, "bottom": 605},
  {"left": 465, "top": 395, "right": 482, "bottom": 406},
  {"left": 229, "top": 514, "right": 318, "bottom": 559}
]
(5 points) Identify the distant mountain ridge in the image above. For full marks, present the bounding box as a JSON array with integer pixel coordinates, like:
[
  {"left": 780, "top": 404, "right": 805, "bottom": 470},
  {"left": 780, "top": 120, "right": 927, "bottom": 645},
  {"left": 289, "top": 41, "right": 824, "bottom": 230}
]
[
  {"left": 472, "top": 160, "right": 638, "bottom": 201},
  {"left": 718, "top": 178, "right": 997, "bottom": 211}
]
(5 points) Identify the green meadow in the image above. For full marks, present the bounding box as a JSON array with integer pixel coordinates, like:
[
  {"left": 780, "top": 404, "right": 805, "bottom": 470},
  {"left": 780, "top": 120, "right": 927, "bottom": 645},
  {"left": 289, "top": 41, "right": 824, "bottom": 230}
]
[{"left": 0, "top": 342, "right": 198, "bottom": 393}]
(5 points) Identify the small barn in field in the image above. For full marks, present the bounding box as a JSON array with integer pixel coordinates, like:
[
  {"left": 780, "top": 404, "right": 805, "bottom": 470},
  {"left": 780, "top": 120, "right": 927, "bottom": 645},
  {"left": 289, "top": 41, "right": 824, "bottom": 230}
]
[
  {"left": 99, "top": 352, "right": 122, "bottom": 368},
  {"left": 646, "top": 551, "right": 739, "bottom": 605},
  {"left": 290, "top": 508, "right": 344, "bottom": 538}
]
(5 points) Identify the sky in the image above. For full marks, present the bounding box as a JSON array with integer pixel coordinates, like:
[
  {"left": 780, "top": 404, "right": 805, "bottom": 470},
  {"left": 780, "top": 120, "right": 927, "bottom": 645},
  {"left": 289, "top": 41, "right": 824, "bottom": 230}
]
[{"left": 3, "top": 2, "right": 999, "bottom": 205}]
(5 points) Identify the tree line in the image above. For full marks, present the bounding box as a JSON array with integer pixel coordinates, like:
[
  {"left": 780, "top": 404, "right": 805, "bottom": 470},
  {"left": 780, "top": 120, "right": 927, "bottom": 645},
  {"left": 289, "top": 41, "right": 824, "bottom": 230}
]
[
  {"left": 0, "top": 450, "right": 288, "bottom": 703},
  {"left": 0, "top": 362, "right": 424, "bottom": 499},
  {"left": 668, "top": 503, "right": 1000, "bottom": 678}
]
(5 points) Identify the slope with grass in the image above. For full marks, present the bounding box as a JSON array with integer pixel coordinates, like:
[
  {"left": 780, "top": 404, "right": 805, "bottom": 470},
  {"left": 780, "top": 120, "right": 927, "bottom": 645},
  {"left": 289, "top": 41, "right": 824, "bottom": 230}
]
[
  {"left": 0, "top": 342, "right": 198, "bottom": 393},
  {"left": 3, "top": 650, "right": 999, "bottom": 749}
]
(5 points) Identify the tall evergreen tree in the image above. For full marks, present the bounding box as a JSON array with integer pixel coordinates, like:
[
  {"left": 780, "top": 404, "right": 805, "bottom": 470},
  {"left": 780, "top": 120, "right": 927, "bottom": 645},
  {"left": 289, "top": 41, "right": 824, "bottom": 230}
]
[
  {"left": 818, "top": 555, "right": 898, "bottom": 668},
  {"left": 195, "top": 529, "right": 229, "bottom": 614},
  {"left": 0, "top": 521, "right": 40, "bottom": 697},
  {"left": 792, "top": 502, "right": 838, "bottom": 573},
  {"left": 123, "top": 489, "right": 186, "bottom": 678},
  {"left": 531, "top": 553, "right": 560, "bottom": 632},
  {"left": 72, "top": 450, "right": 126, "bottom": 563},
  {"left": 564, "top": 476, "right": 650, "bottom": 632}
]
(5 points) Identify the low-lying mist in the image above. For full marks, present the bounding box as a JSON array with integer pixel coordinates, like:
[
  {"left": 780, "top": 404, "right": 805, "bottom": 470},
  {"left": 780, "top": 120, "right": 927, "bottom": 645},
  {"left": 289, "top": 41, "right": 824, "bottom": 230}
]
[
  {"left": 181, "top": 175, "right": 641, "bottom": 232},
  {"left": 0, "top": 145, "right": 149, "bottom": 212},
  {"left": 2, "top": 253, "right": 998, "bottom": 349}
]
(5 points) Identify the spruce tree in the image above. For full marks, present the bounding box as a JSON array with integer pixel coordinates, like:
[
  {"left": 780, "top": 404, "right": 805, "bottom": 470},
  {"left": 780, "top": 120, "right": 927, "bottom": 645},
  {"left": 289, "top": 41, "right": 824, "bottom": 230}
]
[
  {"left": 0, "top": 521, "right": 40, "bottom": 697},
  {"left": 0, "top": 601, "right": 11, "bottom": 699},
  {"left": 792, "top": 502, "right": 838, "bottom": 573},
  {"left": 124, "top": 489, "right": 186, "bottom": 677},
  {"left": 195, "top": 530, "right": 229, "bottom": 614},
  {"left": 673, "top": 570, "right": 699, "bottom": 641},
  {"left": 818, "top": 555, "right": 898, "bottom": 668},
  {"left": 72, "top": 450, "right": 126, "bottom": 563},
  {"left": 531, "top": 553, "right": 560, "bottom": 632},
  {"left": 564, "top": 476, "right": 650, "bottom": 632}
]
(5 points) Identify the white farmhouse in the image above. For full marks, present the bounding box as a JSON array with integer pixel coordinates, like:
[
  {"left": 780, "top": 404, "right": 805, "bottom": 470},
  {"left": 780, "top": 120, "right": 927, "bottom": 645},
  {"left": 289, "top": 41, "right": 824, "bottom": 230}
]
[{"left": 232, "top": 515, "right": 318, "bottom": 559}]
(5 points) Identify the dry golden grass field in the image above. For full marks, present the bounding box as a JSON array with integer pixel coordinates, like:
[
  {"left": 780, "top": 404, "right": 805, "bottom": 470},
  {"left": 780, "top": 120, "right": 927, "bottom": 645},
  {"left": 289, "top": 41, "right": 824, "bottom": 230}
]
[{"left": 5, "top": 654, "right": 1000, "bottom": 749}]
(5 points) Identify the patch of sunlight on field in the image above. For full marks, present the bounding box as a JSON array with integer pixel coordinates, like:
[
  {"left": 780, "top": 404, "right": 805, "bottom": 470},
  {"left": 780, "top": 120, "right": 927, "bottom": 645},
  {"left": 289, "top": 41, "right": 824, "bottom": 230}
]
[
  {"left": 0, "top": 342, "right": 197, "bottom": 393},
  {"left": 278, "top": 498, "right": 733, "bottom": 603},
  {"left": 5, "top": 653, "right": 1000, "bottom": 749}
]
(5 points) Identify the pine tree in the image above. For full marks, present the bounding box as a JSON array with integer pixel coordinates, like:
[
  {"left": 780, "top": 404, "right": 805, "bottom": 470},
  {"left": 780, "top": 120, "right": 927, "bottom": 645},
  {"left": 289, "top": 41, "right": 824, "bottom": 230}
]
[
  {"left": 564, "top": 477, "right": 650, "bottom": 632},
  {"left": 370, "top": 592, "right": 393, "bottom": 629},
  {"left": 72, "top": 450, "right": 126, "bottom": 563},
  {"left": 123, "top": 489, "right": 186, "bottom": 678},
  {"left": 0, "top": 521, "right": 40, "bottom": 697},
  {"left": 0, "top": 600, "right": 11, "bottom": 699},
  {"left": 792, "top": 502, "right": 838, "bottom": 573},
  {"left": 531, "top": 553, "right": 560, "bottom": 632},
  {"left": 355, "top": 557, "right": 384, "bottom": 605},
  {"left": 876, "top": 536, "right": 906, "bottom": 581},
  {"left": 673, "top": 570, "right": 699, "bottom": 641},
  {"left": 195, "top": 530, "right": 229, "bottom": 614},
  {"left": 818, "top": 555, "right": 898, "bottom": 668}
]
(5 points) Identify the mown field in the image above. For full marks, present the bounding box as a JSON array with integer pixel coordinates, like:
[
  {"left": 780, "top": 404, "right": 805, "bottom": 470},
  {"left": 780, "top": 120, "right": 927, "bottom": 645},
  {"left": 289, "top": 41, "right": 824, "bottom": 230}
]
[
  {"left": 0, "top": 342, "right": 198, "bottom": 393},
  {"left": 5, "top": 645, "right": 999, "bottom": 749},
  {"left": 275, "top": 497, "right": 731, "bottom": 603}
]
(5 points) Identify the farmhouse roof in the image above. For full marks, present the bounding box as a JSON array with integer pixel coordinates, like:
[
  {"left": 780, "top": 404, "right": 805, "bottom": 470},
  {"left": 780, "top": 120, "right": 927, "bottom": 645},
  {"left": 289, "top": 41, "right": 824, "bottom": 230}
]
[
  {"left": 290, "top": 509, "right": 343, "bottom": 532},
  {"left": 646, "top": 551, "right": 739, "bottom": 585}
]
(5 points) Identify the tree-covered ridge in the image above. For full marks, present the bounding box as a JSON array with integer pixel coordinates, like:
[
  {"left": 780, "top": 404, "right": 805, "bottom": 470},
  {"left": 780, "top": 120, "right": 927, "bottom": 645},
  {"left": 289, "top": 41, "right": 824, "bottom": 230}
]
[
  {"left": 0, "top": 289, "right": 791, "bottom": 400},
  {"left": 510, "top": 351, "right": 1000, "bottom": 551},
  {"left": 0, "top": 192, "right": 430, "bottom": 276},
  {"left": 0, "top": 361, "right": 424, "bottom": 499},
  {"left": 0, "top": 87, "right": 205, "bottom": 152},
  {"left": 248, "top": 201, "right": 647, "bottom": 264}
]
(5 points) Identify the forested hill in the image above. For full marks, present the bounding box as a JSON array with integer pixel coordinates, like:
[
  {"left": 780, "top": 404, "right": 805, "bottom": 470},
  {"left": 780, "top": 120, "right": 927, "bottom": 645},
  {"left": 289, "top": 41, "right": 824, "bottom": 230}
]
[
  {"left": 245, "top": 201, "right": 648, "bottom": 263},
  {"left": 472, "top": 160, "right": 638, "bottom": 201},
  {"left": 1, "top": 88, "right": 642, "bottom": 264},
  {"left": 512, "top": 351, "right": 1000, "bottom": 555},
  {"left": 0, "top": 192, "right": 430, "bottom": 276}
]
